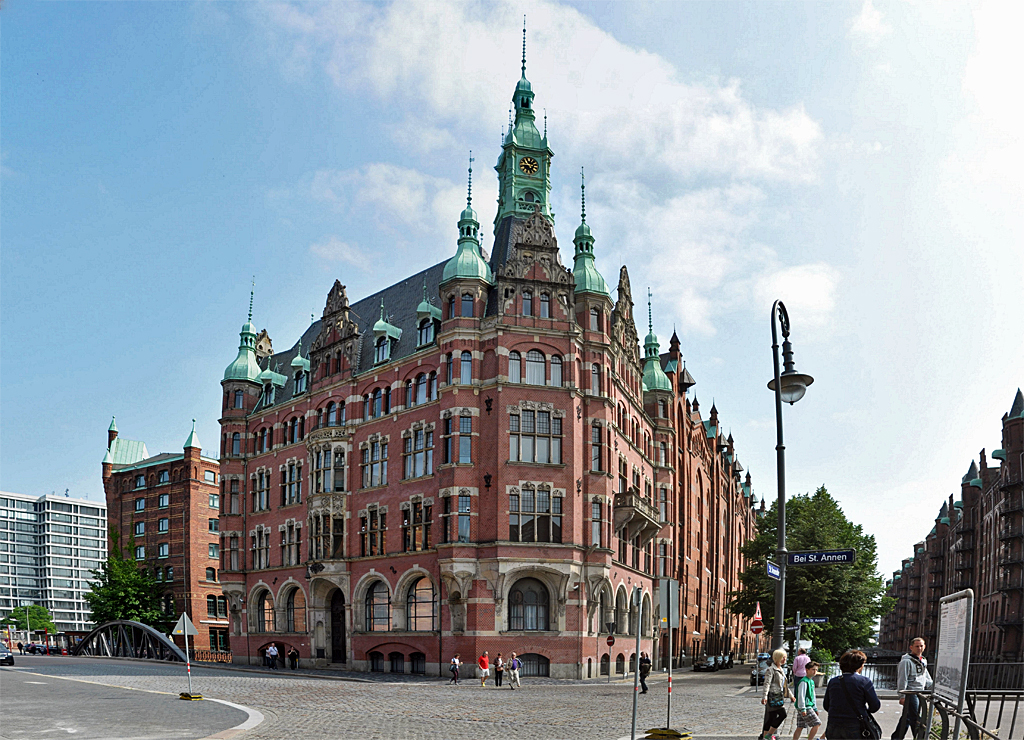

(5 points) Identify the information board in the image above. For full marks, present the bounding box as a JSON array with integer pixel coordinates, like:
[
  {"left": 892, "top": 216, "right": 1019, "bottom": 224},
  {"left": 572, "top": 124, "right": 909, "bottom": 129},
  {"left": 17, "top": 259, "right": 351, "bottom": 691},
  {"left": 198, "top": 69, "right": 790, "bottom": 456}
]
[{"left": 934, "top": 590, "right": 973, "bottom": 705}]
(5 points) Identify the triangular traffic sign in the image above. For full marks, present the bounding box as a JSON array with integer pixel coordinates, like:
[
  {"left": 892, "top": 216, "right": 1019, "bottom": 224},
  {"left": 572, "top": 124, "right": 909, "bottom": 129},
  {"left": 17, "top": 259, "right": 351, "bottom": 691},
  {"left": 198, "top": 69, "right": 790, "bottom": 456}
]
[
  {"left": 172, "top": 612, "right": 199, "bottom": 637},
  {"left": 754, "top": 601, "right": 762, "bottom": 621}
]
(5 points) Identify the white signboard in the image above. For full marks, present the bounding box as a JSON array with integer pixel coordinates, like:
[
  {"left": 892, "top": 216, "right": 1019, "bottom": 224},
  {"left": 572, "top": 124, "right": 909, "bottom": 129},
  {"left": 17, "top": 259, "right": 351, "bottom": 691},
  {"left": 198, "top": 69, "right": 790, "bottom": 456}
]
[{"left": 934, "top": 591, "right": 973, "bottom": 704}]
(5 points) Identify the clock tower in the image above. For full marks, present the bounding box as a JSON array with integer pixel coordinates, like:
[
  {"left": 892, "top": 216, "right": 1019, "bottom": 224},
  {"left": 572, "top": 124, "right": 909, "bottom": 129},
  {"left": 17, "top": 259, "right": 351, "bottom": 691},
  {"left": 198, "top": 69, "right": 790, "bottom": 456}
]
[{"left": 494, "top": 26, "right": 553, "bottom": 229}]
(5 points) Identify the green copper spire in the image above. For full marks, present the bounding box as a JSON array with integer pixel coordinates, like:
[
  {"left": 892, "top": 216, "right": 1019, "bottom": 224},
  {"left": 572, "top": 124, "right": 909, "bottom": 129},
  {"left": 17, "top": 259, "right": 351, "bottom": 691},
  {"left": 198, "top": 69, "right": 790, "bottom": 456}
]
[
  {"left": 642, "top": 288, "right": 671, "bottom": 392},
  {"left": 572, "top": 167, "right": 609, "bottom": 297},
  {"left": 443, "top": 154, "right": 493, "bottom": 285},
  {"left": 224, "top": 281, "right": 262, "bottom": 382},
  {"left": 108, "top": 416, "right": 118, "bottom": 433},
  {"left": 184, "top": 419, "right": 201, "bottom": 449}
]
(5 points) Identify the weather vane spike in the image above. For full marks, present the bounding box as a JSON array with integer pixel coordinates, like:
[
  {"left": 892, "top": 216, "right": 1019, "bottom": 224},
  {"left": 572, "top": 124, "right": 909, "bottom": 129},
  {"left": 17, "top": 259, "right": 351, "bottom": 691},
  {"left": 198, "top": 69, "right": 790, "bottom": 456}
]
[
  {"left": 467, "top": 150, "right": 474, "bottom": 207},
  {"left": 580, "top": 166, "right": 586, "bottom": 223},
  {"left": 249, "top": 277, "right": 255, "bottom": 321},
  {"left": 522, "top": 16, "right": 527, "bottom": 75},
  {"left": 544, "top": 109, "right": 547, "bottom": 138},
  {"left": 379, "top": 297, "right": 385, "bottom": 320},
  {"left": 647, "top": 288, "right": 653, "bottom": 333}
]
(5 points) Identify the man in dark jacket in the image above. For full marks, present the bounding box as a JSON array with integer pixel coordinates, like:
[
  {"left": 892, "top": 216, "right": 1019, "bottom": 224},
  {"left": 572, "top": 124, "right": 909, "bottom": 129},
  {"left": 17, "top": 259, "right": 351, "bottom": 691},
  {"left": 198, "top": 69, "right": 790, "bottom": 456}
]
[
  {"left": 822, "top": 650, "right": 881, "bottom": 739},
  {"left": 639, "top": 652, "right": 652, "bottom": 694}
]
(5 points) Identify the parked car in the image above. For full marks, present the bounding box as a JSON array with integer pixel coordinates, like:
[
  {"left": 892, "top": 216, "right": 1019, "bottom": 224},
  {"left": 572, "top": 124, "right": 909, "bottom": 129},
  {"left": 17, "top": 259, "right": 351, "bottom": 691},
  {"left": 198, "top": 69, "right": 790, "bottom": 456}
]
[
  {"left": 749, "top": 654, "right": 772, "bottom": 685},
  {"left": 693, "top": 656, "right": 718, "bottom": 672},
  {"left": 0, "top": 645, "right": 14, "bottom": 665},
  {"left": 714, "top": 654, "right": 725, "bottom": 669}
]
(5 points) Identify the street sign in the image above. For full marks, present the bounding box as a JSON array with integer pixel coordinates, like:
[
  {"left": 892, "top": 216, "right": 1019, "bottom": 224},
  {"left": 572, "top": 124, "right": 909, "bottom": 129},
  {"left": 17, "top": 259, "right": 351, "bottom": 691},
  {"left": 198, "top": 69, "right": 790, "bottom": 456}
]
[
  {"left": 787, "top": 549, "right": 856, "bottom": 566},
  {"left": 19, "top": 600, "right": 33, "bottom": 607},
  {"left": 785, "top": 625, "right": 799, "bottom": 631},
  {"left": 659, "top": 578, "right": 680, "bottom": 629},
  {"left": 172, "top": 613, "right": 199, "bottom": 637},
  {"left": 802, "top": 617, "right": 828, "bottom": 624},
  {"left": 607, "top": 635, "right": 615, "bottom": 647},
  {"left": 751, "top": 622, "right": 763, "bottom": 635},
  {"left": 766, "top": 561, "right": 781, "bottom": 581},
  {"left": 606, "top": 621, "right": 617, "bottom": 635},
  {"left": 754, "top": 602, "right": 763, "bottom": 621}
]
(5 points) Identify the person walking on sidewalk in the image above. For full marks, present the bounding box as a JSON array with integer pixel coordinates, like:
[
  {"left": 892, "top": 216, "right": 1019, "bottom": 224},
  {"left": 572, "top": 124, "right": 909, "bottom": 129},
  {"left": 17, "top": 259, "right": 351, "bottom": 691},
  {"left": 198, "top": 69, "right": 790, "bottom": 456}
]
[
  {"left": 265, "top": 644, "right": 279, "bottom": 670},
  {"left": 449, "top": 653, "right": 461, "bottom": 685},
  {"left": 892, "top": 637, "right": 933, "bottom": 740},
  {"left": 494, "top": 653, "right": 505, "bottom": 687},
  {"left": 793, "top": 662, "right": 822, "bottom": 740},
  {"left": 507, "top": 652, "right": 522, "bottom": 690},
  {"left": 793, "top": 648, "right": 810, "bottom": 680},
  {"left": 287, "top": 647, "right": 299, "bottom": 670},
  {"left": 478, "top": 651, "right": 490, "bottom": 687},
  {"left": 823, "top": 650, "right": 881, "bottom": 740},
  {"left": 761, "top": 648, "right": 792, "bottom": 740},
  {"left": 639, "top": 652, "right": 652, "bottom": 694}
]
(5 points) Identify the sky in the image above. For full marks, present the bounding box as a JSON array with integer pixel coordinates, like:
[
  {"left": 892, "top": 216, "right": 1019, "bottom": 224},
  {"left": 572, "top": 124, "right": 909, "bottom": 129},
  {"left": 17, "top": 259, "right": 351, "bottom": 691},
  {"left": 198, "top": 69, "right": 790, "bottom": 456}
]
[{"left": 2, "top": 1, "right": 1021, "bottom": 580}]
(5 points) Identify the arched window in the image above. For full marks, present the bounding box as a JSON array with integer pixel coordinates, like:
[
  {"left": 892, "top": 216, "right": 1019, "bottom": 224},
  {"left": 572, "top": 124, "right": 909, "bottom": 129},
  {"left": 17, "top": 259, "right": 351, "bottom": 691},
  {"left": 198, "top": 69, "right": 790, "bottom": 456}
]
[
  {"left": 522, "top": 291, "right": 533, "bottom": 316},
  {"left": 233, "top": 390, "right": 244, "bottom": 409},
  {"left": 445, "top": 353, "right": 453, "bottom": 385},
  {"left": 375, "top": 336, "right": 389, "bottom": 364},
  {"left": 508, "top": 351, "right": 522, "bottom": 383},
  {"left": 460, "top": 351, "right": 472, "bottom": 385},
  {"left": 416, "top": 373, "right": 428, "bottom": 405},
  {"left": 338, "top": 401, "right": 346, "bottom": 424},
  {"left": 217, "top": 595, "right": 227, "bottom": 618},
  {"left": 461, "top": 293, "right": 474, "bottom": 318},
  {"left": 258, "top": 591, "right": 275, "bottom": 632},
  {"left": 519, "top": 653, "right": 551, "bottom": 677},
  {"left": 525, "top": 350, "right": 545, "bottom": 385},
  {"left": 287, "top": 588, "right": 306, "bottom": 633},
  {"left": 549, "top": 356, "right": 562, "bottom": 386},
  {"left": 539, "top": 292, "right": 550, "bottom": 318},
  {"left": 316, "top": 408, "right": 323, "bottom": 429},
  {"left": 372, "top": 388, "right": 383, "bottom": 418},
  {"left": 508, "top": 577, "right": 550, "bottom": 631},
  {"left": 405, "top": 380, "right": 414, "bottom": 407},
  {"left": 447, "top": 295, "right": 455, "bottom": 319},
  {"left": 616, "top": 653, "right": 625, "bottom": 675},
  {"left": 326, "top": 402, "right": 336, "bottom": 427},
  {"left": 207, "top": 595, "right": 217, "bottom": 617},
  {"left": 601, "top": 653, "right": 610, "bottom": 675},
  {"left": 429, "top": 371, "right": 438, "bottom": 400},
  {"left": 406, "top": 577, "right": 435, "bottom": 631},
  {"left": 231, "top": 433, "right": 240, "bottom": 456},
  {"left": 365, "top": 581, "right": 390, "bottom": 631},
  {"left": 591, "top": 365, "right": 600, "bottom": 394},
  {"left": 418, "top": 318, "right": 433, "bottom": 346},
  {"left": 333, "top": 351, "right": 342, "bottom": 374},
  {"left": 590, "top": 308, "right": 599, "bottom": 331}
]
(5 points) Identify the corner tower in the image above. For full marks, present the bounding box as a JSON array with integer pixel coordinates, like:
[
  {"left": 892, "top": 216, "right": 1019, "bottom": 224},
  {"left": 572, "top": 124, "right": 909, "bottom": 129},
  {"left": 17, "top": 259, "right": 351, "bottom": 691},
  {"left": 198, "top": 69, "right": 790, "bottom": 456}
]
[{"left": 494, "top": 22, "right": 553, "bottom": 229}]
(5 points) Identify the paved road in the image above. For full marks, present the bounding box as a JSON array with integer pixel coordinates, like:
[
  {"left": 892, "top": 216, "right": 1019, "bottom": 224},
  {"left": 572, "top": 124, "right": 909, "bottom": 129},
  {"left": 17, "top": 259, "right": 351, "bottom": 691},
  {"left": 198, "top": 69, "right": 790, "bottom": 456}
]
[
  {"left": 1, "top": 656, "right": 908, "bottom": 740},
  {"left": 0, "top": 659, "right": 248, "bottom": 740}
]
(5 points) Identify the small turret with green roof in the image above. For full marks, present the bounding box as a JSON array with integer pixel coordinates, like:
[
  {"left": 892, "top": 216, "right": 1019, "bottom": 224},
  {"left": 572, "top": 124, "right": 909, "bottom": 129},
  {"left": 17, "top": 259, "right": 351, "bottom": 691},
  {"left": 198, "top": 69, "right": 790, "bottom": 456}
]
[
  {"left": 572, "top": 168, "right": 609, "bottom": 297},
  {"left": 184, "top": 419, "right": 201, "bottom": 450},
  {"left": 442, "top": 153, "right": 493, "bottom": 285},
  {"left": 224, "top": 285, "right": 262, "bottom": 382},
  {"left": 641, "top": 290, "right": 672, "bottom": 392}
]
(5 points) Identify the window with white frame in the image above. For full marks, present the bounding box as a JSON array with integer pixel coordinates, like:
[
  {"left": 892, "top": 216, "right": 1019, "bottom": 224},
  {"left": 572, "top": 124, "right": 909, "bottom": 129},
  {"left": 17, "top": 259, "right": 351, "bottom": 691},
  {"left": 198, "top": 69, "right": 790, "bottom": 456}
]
[
  {"left": 135, "top": 475, "right": 146, "bottom": 489},
  {"left": 135, "top": 498, "right": 145, "bottom": 511},
  {"left": 590, "top": 500, "right": 603, "bottom": 547},
  {"left": 403, "top": 429, "right": 434, "bottom": 479},
  {"left": 134, "top": 521, "right": 145, "bottom": 536},
  {"left": 283, "top": 463, "right": 301, "bottom": 505},
  {"left": 361, "top": 440, "right": 388, "bottom": 488},
  {"left": 525, "top": 350, "right": 545, "bottom": 385},
  {"left": 281, "top": 522, "right": 301, "bottom": 566},
  {"left": 209, "top": 493, "right": 220, "bottom": 509},
  {"left": 522, "top": 290, "right": 533, "bottom": 316},
  {"left": 158, "top": 470, "right": 169, "bottom": 484},
  {"left": 509, "top": 486, "right": 562, "bottom": 543},
  {"left": 374, "top": 336, "right": 389, "bottom": 364},
  {"left": 417, "top": 318, "right": 434, "bottom": 346},
  {"left": 458, "top": 415, "right": 472, "bottom": 464},
  {"left": 252, "top": 472, "right": 269, "bottom": 511},
  {"left": 401, "top": 501, "right": 432, "bottom": 552},
  {"left": 252, "top": 528, "right": 270, "bottom": 569},
  {"left": 457, "top": 494, "right": 471, "bottom": 542},
  {"left": 228, "top": 481, "right": 239, "bottom": 514},
  {"left": 229, "top": 536, "right": 239, "bottom": 570},
  {"left": 509, "top": 351, "right": 522, "bottom": 383},
  {"left": 209, "top": 543, "right": 219, "bottom": 558},
  {"left": 590, "top": 423, "right": 603, "bottom": 471},
  {"left": 359, "top": 508, "right": 386, "bottom": 556},
  {"left": 158, "top": 493, "right": 169, "bottom": 508},
  {"left": 209, "top": 518, "right": 219, "bottom": 532},
  {"left": 549, "top": 356, "right": 562, "bottom": 386},
  {"left": 460, "top": 351, "right": 472, "bottom": 385},
  {"left": 135, "top": 546, "right": 145, "bottom": 560},
  {"left": 509, "top": 409, "right": 562, "bottom": 464},
  {"left": 158, "top": 517, "right": 169, "bottom": 533},
  {"left": 234, "top": 390, "right": 245, "bottom": 409},
  {"left": 158, "top": 542, "right": 169, "bottom": 558},
  {"left": 658, "top": 488, "right": 668, "bottom": 522},
  {"left": 539, "top": 292, "right": 550, "bottom": 318},
  {"left": 589, "top": 307, "right": 599, "bottom": 331},
  {"left": 591, "top": 365, "right": 600, "bottom": 394}
]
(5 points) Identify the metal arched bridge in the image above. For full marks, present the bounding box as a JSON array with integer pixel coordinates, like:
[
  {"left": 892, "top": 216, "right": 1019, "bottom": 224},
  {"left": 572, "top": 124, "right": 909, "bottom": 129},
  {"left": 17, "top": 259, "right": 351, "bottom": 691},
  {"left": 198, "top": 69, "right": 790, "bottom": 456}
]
[{"left": 72, "top": 620, "right": 186, "bottom": 662}]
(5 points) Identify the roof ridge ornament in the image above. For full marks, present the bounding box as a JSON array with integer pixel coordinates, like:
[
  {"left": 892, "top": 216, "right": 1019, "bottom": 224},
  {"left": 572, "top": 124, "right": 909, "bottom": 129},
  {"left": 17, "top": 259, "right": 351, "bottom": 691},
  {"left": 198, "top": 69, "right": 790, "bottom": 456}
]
[
  {"left": 522, "top": 15, "right": 527, "bottom": 76},
  {"left": 647, "top": 287, "right": 653, "bottom": 334},
  {"left": 249, "top": 276, "right": 255, "bottom": 322},
  {"left": 467, "top": 150, "right": 474, "bottom": 208},
  {"left": 581, "top": 166, "right": 586, "bottom": 223}
]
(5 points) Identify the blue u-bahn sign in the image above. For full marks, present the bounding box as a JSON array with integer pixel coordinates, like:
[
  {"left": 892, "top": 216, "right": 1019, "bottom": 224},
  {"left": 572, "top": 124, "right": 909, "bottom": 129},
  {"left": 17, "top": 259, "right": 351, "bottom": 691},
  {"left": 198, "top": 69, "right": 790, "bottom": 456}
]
[
  {"left": 788, "top": 549, "right": 856, "bottom": 566},
  {"left": 766, "top": 561, "right": 781, "bottom": 580}
]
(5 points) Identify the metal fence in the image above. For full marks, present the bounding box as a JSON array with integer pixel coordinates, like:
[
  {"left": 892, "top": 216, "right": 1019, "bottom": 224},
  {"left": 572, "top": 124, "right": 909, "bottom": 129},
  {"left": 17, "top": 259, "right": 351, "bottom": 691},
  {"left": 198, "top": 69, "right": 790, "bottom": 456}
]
[
  {"left": 813, "top": 662, "right": 1022, "bottom": 692},
  {"left": 191, "top": 649, "right": 233, "bottom": 663}
]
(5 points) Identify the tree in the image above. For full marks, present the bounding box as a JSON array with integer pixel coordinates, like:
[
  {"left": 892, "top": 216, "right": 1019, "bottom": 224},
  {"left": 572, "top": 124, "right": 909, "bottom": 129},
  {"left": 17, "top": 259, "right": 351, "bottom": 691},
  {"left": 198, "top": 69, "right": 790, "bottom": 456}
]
[
  {"left": 83, "top": 530, "right": 168, "bottom": 629},
  {"left": 1, "top": 604, "right": 57, "bottom": 634},
  {"left": 728, "top": 486, "right": 894, "bottom": 656}
]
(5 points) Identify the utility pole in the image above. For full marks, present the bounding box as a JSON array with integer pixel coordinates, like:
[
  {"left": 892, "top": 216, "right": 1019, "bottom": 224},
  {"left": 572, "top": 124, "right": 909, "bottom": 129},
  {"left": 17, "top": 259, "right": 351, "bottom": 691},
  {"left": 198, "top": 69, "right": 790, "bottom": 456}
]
[{"left": 630, "top": 587, "right": 643, "bottom": 740}]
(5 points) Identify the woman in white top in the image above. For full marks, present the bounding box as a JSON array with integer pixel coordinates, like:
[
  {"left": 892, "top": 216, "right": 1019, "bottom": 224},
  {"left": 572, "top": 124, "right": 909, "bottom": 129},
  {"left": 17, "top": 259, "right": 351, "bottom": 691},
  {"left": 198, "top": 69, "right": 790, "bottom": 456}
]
[{"left": 449, "top": 653, "right": 461, "bottom": 685}]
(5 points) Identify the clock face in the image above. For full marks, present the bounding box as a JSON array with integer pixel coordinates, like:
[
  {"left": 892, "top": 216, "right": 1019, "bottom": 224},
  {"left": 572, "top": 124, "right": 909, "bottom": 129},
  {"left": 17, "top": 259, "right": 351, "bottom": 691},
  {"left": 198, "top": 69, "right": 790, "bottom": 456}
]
[{"left": 519, "top": 156, "right": 539, "bottom": 175}]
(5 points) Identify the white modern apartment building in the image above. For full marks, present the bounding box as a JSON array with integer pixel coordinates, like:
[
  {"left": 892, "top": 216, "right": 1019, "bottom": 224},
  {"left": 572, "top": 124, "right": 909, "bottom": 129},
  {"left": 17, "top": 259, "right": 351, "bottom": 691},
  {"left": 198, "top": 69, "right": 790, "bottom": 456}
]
[{"left": 0, "top": 491, "right": 107, "bottom": 633}]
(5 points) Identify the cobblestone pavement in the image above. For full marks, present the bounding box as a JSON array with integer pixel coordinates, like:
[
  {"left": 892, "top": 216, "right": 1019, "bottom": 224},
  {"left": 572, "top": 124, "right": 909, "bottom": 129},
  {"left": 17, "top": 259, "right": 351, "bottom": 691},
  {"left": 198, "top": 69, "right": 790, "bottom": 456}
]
[{"left": 4, "top": 656, "right": 907, "bottom": 740}]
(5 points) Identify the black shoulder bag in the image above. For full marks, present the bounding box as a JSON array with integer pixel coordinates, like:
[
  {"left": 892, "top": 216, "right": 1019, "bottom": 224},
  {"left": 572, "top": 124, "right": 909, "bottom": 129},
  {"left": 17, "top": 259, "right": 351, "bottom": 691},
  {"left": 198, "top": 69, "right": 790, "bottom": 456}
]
[{"left": 839, "top": 674, "right": 882, "bottom": 740}]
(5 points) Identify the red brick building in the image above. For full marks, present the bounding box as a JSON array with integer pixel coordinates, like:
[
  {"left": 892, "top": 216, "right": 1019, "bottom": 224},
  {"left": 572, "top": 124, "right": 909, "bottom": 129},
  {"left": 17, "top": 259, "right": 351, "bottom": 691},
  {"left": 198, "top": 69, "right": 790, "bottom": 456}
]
[
  {"left": 101, "top": 418, "right": 227, "bottom": 652},
  {"left": 878, "top": 389, "right": 1024, "bottom": 663},
  {"left": 217, "top": 58, "right": 760, "bottom": 677}
]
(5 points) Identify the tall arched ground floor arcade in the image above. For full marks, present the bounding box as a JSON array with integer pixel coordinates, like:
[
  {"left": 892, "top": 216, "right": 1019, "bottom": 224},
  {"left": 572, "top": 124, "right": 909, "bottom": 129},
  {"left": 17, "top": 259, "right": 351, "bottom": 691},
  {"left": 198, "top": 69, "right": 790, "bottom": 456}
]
[{"left": 219, "top": 553, "right": 688, "bottom": 679}]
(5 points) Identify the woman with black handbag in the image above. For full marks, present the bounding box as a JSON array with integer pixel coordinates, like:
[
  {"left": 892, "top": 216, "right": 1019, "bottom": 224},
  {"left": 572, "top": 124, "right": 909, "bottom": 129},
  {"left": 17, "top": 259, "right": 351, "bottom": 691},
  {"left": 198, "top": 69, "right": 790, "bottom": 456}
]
[
  {"left": 822, "top": 650, "right": 882, "bottom": 739},
  {"left": 760, "top": 649, "right": 793, "bottom": 740}
]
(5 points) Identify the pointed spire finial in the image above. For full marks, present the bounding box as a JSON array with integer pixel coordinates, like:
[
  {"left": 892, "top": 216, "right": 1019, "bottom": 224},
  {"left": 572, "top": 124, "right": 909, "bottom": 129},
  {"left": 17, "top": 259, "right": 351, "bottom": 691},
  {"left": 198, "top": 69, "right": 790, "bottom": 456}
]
[
  {"left": 544, "top": 108, "right": 547, "bottom": 138},
  {"left": 467, "top": 150, "right": 474, "bottom": 208},
  {"left": 580, "top": 167, "right": 586, "bottom": 223},
  {"left": 248, "top": 276, "right": 255, "bottom": 322},
  {"left": 647, "top": 288, "right": 653, "bottom": 334},
  {"left": 379, "top": 297, "right": 385, "bottom": 321},
  {"left": 522, "top": 15, "right": 527, "bottom": 76},
  {"left": 509, "top": 104, "right": 513, "bottom": 130},
  {"left": 311, "top": 311, "right": 315, "bottom": 324},
  {"left": 192, "top": 418, "right": 197, "bottom": 431}
]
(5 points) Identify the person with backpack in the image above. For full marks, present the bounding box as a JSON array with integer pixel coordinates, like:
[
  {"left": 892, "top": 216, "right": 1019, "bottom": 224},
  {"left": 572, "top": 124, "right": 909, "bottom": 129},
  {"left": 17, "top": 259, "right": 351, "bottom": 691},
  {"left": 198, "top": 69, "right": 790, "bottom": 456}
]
[
  {"left": 793, "top": 661, "right": 822, "bottom": 740},
  {"left": 760, "top": 648, "right": 793, "bottom": 740},
  {"left": 892, "top": 637, "right": 933, "bottom": 740},
  {"left": 449, "top": 653, "right": 461, "bottom": 685},
  {"left": 639, "top": 652, "right": 652, "bottom": 694},
  {"left": 507, "top": 652, "right": 522, "bottom": 690}
]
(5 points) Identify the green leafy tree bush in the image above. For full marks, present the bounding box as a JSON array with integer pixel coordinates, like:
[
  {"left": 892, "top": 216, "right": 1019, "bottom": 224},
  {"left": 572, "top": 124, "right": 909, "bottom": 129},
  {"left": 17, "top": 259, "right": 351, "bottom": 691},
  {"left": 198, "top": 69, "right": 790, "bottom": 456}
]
[
  {"left": 1, "top": 604, "right": 57, "bottom": 634},
  {"left": 83, "top": 530, "right": 168, "bottom": 629}
]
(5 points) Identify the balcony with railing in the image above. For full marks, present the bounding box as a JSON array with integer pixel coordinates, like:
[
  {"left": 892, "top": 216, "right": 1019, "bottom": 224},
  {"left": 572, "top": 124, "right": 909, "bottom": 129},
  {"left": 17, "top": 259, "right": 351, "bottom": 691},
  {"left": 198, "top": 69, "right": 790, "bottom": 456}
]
[
  {"left": 998, "top": 552, "right": 1024, "bottom": 568},
  {"left": 1002, "top": 495, "right": 1024, "bottom": 514},
  {"left": 613, "top": 489, "right": 662, "bottom": 548},
  {"left": 998, "top": 574, "right": 1024, "bottom": 591},
  {"left": 956, "top": 557, "right": 974, "bottom": 570},
  {"left": 1000, "top": 526, "right": 1024, "bottom": 540}
]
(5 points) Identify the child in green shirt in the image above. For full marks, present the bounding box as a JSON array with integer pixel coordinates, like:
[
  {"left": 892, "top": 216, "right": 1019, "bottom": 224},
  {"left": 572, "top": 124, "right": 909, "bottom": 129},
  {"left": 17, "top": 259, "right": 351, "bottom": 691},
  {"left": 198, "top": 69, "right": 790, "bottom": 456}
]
[{"left": 793, "top": 662, "right": 822, "bottom": 740}]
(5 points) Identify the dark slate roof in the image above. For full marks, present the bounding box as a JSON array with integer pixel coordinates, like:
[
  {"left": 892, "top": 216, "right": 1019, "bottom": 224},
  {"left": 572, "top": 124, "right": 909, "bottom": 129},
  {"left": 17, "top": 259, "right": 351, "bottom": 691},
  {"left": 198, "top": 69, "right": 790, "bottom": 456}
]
[
  {"left": 484, "top": 216, "right": 522, "bottom": 317},
  {"left": 257, "top": 261, "right": 448, "bottom": 410},
  {"left": 1010, "top": 388, "right": 1024, "bottom": 419},
  {"left": 962, "top": 460, "right": 978, "bottom": 484}
]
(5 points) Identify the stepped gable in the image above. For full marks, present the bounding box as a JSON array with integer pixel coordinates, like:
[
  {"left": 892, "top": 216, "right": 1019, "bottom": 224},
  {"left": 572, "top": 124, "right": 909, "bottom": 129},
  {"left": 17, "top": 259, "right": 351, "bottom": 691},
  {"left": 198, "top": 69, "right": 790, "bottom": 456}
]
[{"left": 611, "top": 265, "right": 642, "bottom": 367}]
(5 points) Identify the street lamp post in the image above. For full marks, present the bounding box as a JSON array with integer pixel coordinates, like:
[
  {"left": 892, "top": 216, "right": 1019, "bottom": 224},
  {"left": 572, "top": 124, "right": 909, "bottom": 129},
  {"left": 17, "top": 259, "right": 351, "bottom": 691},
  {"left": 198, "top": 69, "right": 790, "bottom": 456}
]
[{"left": 767, "top": 301, "right": 813, "bottom": 652}]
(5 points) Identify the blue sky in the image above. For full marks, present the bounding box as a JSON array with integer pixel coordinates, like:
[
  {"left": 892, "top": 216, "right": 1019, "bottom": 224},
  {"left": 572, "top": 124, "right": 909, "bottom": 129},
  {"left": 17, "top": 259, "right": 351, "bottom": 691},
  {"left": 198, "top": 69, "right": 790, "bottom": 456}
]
[{"left": 2, "top": 1, "right": 1021, "bottom": 579}]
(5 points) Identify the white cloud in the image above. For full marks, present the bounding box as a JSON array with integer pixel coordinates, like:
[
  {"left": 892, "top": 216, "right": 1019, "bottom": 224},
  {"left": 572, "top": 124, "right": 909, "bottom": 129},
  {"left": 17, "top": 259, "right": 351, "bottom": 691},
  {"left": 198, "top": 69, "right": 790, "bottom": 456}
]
[
  {"left": 849, "top": 0, "right": 892, "bottom": 48},
  {"left": 309, "top": 236, "right": 369, "bottom": 268},
  {"left": 753, "top": 263, "right": 840, "bottom": 334},
  {"left": 250, "top": 0, "right": 827, "bottom": 333}
]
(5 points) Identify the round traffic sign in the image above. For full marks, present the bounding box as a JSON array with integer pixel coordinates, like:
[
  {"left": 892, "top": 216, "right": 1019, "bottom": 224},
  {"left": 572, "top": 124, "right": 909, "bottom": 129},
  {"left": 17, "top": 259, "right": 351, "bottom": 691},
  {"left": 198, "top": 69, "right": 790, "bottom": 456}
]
[
  {"left": 751, "top": 623, "right": 764, "bottom": 635},
  {"left": 607, "top": 635, "right": 615, "bottom": 647}
]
